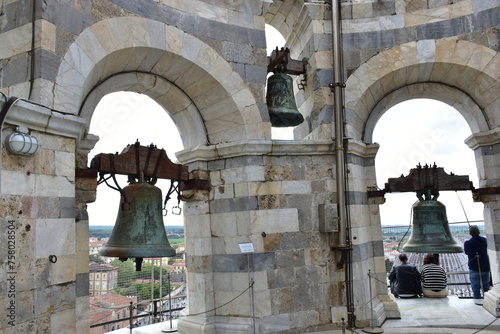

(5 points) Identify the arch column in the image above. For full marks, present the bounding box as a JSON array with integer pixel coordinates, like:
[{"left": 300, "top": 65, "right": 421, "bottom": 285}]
[
  {"left": 345, "top": 139, "right": 400, "bottom": 325},
  {"left": 466, "top": 127, "right": 500, "bottom": 316},
  {"left": 177, "top": 139, "right": 374, "bottom": 333}
]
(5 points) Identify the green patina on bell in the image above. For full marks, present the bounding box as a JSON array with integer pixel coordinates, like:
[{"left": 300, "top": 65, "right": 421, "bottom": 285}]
[
  {"left": 266, "top": 72, "right": 304, "bottom": 127},
  {"left": 100, "top": 173, "right": 176, "bottom": 270},
  {"left": 403, "top": 191, "right": 463, "bottom": 253}
]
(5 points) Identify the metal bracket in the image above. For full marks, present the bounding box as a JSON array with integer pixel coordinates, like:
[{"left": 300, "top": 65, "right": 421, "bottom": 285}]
[{"left": 267, "top": 47, "right": 307, "bottom": 76}]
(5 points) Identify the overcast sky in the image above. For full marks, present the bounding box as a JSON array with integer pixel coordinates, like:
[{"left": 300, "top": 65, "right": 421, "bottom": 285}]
[
  {"left": 373, "top": 99, "right": 483, "bottom": 226},
  {"left": 87, "top": 26, "right": 484, "bottom": 227}
]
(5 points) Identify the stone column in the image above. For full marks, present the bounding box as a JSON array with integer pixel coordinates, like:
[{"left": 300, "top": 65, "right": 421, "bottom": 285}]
[
  {"left": 481, "top": 194, "right": 500, "bottom": 317},
  {"left": 466, "top": 128, "right": 500, "bottom": 317},
  {"left": 176, "top": 139, "right": 393, "bottom": 333},
  {"left": 177, "top": 165, "right": 217, "bottom": 333},
  {"left": 345, "top": 140, "right": 399, "bottom": 326},
  {"left": 0, "top": 99, "right": 87, "bottom": 333},
  {"left": 74, "top": 134, "right": 99, "bottom": 332}
]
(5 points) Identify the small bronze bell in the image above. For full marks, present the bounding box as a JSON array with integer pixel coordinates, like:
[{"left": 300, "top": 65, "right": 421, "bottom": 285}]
[
  {"left": 266, "top": 72, "right": 304, "bottom": 127},
  {"left": 100, "top": 174, "right": 176, "bottom": 270},
  {"left": 403, "top": 191, "right": 463, "bottom": 253}
]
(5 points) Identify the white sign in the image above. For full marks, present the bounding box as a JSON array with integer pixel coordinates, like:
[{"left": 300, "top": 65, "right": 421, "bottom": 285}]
[{"left": 239, "top": 242, "right": 255, "bottom": 253}]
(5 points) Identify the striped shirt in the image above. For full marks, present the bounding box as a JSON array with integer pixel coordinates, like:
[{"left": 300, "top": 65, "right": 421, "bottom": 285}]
[{"left": 421, "top": 264, "right": 447, "bottom": 291}]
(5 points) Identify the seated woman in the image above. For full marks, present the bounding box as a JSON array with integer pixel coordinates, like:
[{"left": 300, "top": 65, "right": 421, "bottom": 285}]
[
  {"left": 389, "top": 253, "right": 422, "bottom": 298},
  {"left": 420, "top": 253, "right": 448, "bottom": 298}
]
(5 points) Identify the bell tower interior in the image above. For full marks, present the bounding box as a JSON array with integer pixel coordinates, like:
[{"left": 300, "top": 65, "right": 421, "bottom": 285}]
[{"left": 0, "top": 1, "right": 499, "bottom": 333}]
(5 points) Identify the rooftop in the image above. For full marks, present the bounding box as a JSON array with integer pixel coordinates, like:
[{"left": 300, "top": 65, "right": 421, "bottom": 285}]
[{"left": 90, "top": 263, "right": 119, "bottom": 272}]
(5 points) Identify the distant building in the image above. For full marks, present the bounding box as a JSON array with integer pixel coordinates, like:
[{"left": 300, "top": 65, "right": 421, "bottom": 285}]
[
  {"left": 175, "top": 243, "right": 186, "bottom": 253},
  {"left": 171, "top": 260, "right": 186, "bottom": 274},
  {"left": 90, "top": 294, "right": 137, "bottom": 333},
  {"left": 143, "top": 257, "right": 170, "bottom": 266},
  {"left": 89, "top": 240, "right": 107, "bottom": 255},
  {"left": 89, "top": 263, "right": 119, "bottom": 296}
]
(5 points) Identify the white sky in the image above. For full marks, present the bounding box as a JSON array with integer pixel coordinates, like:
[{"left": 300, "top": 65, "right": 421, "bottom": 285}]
[
  {"left": 373, "top": 99, "right": 483, "bottom": 226},
  {"left": 87, "top": 25, "right": 484, "bottom": 227}
]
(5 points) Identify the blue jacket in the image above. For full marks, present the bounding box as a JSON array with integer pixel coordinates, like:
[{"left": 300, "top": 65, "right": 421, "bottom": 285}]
[{"left": 464, "top": 235, "right": 490, "bottom": 272}]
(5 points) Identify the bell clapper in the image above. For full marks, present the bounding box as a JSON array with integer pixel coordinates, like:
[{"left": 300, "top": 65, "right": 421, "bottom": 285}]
[{"left": 135, "top": 257, "right": 143, "bottom": 271}]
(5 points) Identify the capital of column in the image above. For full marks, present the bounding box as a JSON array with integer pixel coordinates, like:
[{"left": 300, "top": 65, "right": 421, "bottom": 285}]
[{"left": 465, "top": 127, "right": 500, "bottom": 150}]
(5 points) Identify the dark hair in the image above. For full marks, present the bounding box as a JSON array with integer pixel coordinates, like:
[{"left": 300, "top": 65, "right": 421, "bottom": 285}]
[
  {"left": 469, "top": 225, "right": 480, "bottom": 237},
  {"left": 423, "top": 253, "right": 435, "bottom": 265},
  {"left": 398, "top": 253, "right": 408, "bottom": 262}
]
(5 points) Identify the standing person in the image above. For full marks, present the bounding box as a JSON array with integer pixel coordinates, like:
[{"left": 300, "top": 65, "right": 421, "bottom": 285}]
[
  {"left": 389, "top": 253, "right": 422, "bottom": 298},
  {"left": 420, "top": 253, "right": 448, "bottom": 298},
  {"left": 464, "top": 225, "right": 490, "bottom": 305}
]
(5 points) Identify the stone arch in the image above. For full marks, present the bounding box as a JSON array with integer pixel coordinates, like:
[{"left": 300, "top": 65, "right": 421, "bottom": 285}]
[
  {"left": 363, "top": 82, "right": 488, "bottom": 143},
  {"left": 345, "top": 39, "right": 499, "bottom": 142},
  {"left": 265, "top": 0, "right": 305, "bottom": 45},
  {"left": 80, "top": 72, "right": 206, "bottom": 150},
  {"left": 54, "top": 16, "right": 266, "bottom": 148}
]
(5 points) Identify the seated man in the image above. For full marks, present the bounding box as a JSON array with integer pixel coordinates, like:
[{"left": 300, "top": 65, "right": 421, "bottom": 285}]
[
  {"left": 389, "top": 253, "right": 422, "bottom": 298},
  {"left": 420, "top": 253, "right": 448, "bottom": 298}
]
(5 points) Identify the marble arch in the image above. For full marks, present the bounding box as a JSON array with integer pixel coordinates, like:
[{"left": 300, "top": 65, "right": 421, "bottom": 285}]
[
  {"left": 54, "top": 16, "right": 267, "bottom": 148},
  {"left": 345, "top": 39, "right": 499, "bottom": 141},
  {"left": 363, "top": 82, "right": 488, "bottom": 143},
  {"left": 80, "top": 72, "right": 208, "bottom": 150}
]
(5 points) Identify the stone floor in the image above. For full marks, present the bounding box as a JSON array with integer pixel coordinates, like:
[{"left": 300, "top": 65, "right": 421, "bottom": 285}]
[
  {"left": 312, "top": 295, "right": 499, "bottom": 334},
  {"left": 109, "top": 295, "right": 499, "bottom": 334}
]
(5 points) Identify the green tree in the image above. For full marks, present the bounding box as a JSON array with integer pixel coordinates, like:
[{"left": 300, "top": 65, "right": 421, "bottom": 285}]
[
  {"left": 129, "top": 282, "right": 161, "bottom": 300},
  {"left": 110, "top": 258, "right": 137, "bottom": 287},
  {"left": 89, "top": 254, "right": 106, "bottom": 264}
]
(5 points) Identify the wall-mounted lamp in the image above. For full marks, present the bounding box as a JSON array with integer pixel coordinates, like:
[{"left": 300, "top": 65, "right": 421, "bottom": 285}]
[{"left": 5, "top": 126, "right": 40, "bottom": 156}]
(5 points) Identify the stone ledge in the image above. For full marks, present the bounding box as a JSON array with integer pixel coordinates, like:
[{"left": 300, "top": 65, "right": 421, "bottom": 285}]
[
  {"left": 465, "top": 127, "right": 500, "bottom": 150},
  {"left": 4, "top": 97, "right": 86, "bottom": 140},
  {"left": 177, "top": 138, "right": 379, "bottom": 163}
]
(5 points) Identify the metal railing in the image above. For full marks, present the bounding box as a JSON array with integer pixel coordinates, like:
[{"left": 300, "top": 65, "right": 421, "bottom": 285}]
[{"left": 89, "top": 258, "right": 187, "bottom": 334}]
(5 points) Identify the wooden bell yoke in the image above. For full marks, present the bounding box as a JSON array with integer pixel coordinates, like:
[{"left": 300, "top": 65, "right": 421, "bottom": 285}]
[{"left": 89, "top": 140, "right": 210, "bottom": 192}]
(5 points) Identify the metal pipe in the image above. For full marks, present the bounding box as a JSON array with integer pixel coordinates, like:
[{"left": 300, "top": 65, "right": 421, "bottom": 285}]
[
  {"left": 29, "top": 0, "right": 37, "bottom": 100},
  {"left": 330, "top": 0, "right": 347, "bottom": 249},
  {"left": 329, "top": 0, "right": 356, "bottom": 327}
]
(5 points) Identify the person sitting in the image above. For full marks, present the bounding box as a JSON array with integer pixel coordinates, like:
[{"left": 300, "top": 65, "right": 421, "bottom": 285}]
[
  {"left": 389, "top": 253, "right": 422, "bottom": 298},
  {"left": 420, "top": 253, "right": 448, "bottom": 298}
]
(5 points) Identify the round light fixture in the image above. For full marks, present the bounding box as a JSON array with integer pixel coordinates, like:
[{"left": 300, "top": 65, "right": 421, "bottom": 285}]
[{"left": 5, "top": 128, "right": 40, "bottom": 156}]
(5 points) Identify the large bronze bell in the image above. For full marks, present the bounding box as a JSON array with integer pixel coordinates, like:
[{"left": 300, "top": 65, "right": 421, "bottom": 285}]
[
  {"left": 99, "top": 175, "right": 176, "bottom": 270},
  {"left": 403, "top": 191, "right": 463, "bottom": 253},
  {"left": 266, "top": 72, "right": 304, "bottom": 127}
]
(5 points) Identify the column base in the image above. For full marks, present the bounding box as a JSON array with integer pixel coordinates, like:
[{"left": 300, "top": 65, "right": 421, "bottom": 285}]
[
  {"left": 379, "top": 294, "right": 401, "bottom": 320},
  {"left": 177, "top": 316, "right": 215, "bottom": 334},
  {"left": 177, "top": 316, "right": 252, "bottom": 334},
  {"left": 483, "top": 287, "right": 500, "bottom": 317}
]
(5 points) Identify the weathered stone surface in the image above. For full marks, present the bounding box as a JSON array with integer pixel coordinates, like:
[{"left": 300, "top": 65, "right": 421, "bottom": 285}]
[
  {"left": 209, "top": 196, "right": 258, "bottom": 214},
  {"left": 1, "top": 1, "right": 499, "bottom": 333}
]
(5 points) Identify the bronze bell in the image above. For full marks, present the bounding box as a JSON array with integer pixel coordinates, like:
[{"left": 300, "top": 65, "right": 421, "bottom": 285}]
[
  {"left": 99, "top": 175, "right": 176, "bottom": 270},
  {"left": 403, "top": 191, "right": 463, "bottom": 253},
  {"left": 266, "top": 72, "right": 304, "bottom": 127}
]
